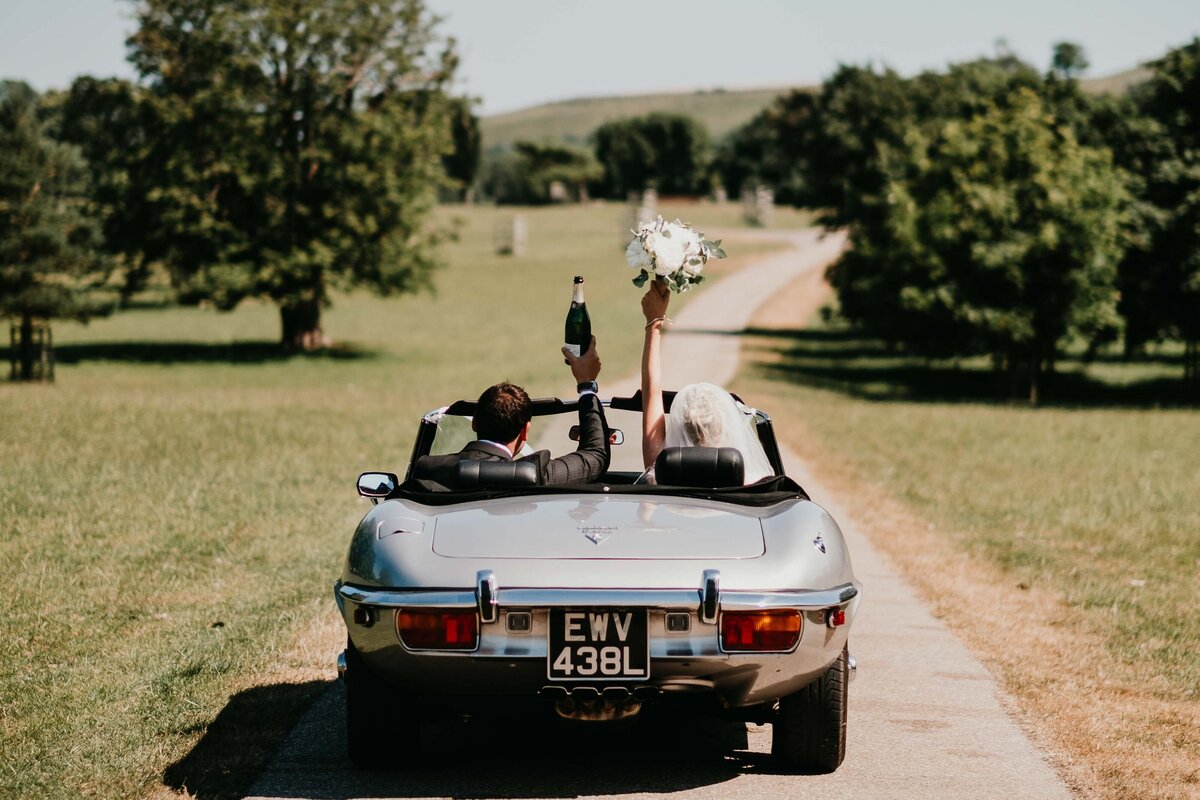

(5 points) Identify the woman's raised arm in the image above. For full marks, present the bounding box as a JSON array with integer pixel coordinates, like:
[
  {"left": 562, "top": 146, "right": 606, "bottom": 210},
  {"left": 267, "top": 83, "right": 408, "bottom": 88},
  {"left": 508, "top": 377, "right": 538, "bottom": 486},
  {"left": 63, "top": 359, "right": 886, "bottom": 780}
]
[{"left": 641, "top": 284, "right": 670, "bottom": 469}]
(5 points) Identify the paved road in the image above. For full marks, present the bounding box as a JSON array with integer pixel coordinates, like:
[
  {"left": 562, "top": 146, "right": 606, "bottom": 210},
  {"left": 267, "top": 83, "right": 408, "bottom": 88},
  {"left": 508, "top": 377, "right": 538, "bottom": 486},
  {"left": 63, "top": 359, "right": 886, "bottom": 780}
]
[{"left": 246, "top": 228, "right": 1073, "bottom": 800}]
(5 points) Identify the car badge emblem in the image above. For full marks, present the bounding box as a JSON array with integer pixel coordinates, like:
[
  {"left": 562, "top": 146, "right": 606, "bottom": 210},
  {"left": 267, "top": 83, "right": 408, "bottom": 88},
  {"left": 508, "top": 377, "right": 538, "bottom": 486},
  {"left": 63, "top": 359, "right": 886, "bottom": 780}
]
[
  {"left": 813, "top": 534, "right": 826, "bottom": 554},
  {"left": 580, "top": 526, "right": 616, "bottom": 545}
]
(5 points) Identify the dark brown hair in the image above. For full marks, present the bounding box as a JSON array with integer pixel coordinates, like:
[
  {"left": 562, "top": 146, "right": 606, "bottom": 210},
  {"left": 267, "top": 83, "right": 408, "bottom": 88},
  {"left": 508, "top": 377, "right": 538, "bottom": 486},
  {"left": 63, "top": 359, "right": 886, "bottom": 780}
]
[{"left": 475, "top": 382, "right": 532, "bottom": 442}]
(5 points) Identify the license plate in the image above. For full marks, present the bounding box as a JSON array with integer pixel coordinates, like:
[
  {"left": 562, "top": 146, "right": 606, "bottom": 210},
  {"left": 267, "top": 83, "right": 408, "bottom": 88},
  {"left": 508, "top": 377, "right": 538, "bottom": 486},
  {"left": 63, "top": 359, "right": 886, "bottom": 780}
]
[{"left": 547, "top": 609, "right": 649, "bottom": 681}]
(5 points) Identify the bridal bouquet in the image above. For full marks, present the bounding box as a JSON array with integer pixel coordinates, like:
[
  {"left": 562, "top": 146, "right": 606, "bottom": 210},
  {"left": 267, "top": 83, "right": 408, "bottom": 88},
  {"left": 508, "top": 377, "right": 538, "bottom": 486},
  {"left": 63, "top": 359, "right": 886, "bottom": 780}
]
[{"left": 625, "top": 216, "right": 726, "bottom": 293}]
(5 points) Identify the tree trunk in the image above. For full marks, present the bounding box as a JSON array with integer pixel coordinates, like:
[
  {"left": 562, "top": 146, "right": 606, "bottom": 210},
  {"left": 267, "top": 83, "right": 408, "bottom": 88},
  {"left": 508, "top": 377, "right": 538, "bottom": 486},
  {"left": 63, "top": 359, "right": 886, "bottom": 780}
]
[
  {"left": 280, "top": 299, "right": 328, "bottom": 350},
  {"left": 18, "top": 312, "right": 34, "bottom": 381}
]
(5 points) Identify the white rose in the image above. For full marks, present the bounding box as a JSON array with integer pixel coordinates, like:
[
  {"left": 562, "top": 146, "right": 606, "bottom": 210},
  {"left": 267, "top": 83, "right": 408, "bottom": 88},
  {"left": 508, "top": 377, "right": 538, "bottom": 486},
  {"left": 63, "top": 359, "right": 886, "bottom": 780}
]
[
  {"left": 652, "top": 233, "right": 686, "bottom": 275},
  {"left": 625, "top": 237, "right": 651, "bottom": 271}
]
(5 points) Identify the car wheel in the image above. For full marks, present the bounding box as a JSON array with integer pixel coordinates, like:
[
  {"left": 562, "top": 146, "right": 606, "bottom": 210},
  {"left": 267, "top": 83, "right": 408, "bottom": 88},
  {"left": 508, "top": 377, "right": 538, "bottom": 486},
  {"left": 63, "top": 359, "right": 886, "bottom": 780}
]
[
  {"left": 771, "top": 645, "right": 848, "bottom": 773},
  {"left": 344, "top": 640, "right": 420, "bottom": 768}
]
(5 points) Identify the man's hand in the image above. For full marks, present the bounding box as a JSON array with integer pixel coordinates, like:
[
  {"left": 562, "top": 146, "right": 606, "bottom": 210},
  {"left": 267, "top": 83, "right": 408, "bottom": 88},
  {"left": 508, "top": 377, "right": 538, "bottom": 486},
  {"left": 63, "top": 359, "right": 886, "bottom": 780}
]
[
  {"left": 562, "top": 336, "right": 601, "bottom": 383},
  {"left": 641, "top": 281, "right": 670, "bottom": 323}
]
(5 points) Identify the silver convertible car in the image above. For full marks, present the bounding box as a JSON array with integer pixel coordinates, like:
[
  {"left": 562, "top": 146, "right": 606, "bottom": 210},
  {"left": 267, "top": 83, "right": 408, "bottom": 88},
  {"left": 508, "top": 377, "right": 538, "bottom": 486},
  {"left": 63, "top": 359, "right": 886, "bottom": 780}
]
[{"left": 334, "top": 391, "right": 860, "bottom": 773}]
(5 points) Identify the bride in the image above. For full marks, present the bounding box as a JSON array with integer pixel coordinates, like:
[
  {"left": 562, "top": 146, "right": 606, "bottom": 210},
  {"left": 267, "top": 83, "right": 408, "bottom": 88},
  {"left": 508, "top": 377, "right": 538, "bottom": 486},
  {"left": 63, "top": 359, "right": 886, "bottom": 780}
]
[{"left": 639, "top": 283, "right": 774, "bottom": 485}]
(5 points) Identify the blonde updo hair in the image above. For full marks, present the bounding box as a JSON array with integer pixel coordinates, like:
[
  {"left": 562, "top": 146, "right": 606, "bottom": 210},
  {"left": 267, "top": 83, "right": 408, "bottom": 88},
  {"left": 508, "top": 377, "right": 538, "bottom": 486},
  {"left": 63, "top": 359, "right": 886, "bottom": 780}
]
[
  {"left": 672, "top": 383, "right": 727, "bottom": 446},
  {"left": 664, "top": 382, "right": 775, "bottom": 484}
]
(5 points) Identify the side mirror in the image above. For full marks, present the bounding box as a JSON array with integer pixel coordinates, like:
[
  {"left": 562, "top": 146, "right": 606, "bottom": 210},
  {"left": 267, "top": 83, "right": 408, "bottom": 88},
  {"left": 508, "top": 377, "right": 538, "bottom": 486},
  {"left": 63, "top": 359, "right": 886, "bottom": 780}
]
[
  {"left": 357, "top": 472, "right": 398, "bottom": 503},
  {"left": 569, "top": 425, "right": 624, "bottom": 445}
]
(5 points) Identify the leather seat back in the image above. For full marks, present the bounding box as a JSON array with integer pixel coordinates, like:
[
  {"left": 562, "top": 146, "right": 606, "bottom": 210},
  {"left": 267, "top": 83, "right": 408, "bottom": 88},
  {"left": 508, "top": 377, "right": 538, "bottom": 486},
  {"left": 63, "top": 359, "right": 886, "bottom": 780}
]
[
  {"left": 654, "top": 446, "right": 744, "bottom": 487},
  {"left": 454, "top": 459, "right": 540, "bottom": 489}
]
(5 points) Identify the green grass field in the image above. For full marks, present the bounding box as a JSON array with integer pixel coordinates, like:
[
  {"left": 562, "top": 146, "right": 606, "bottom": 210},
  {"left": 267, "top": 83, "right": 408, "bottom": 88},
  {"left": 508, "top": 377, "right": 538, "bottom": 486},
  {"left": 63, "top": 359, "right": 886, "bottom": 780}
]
[
  {"left": 0, "top": 201, "right": 800, "bottom": 799},
  {"left": 740, "top": 320, "right": 1200, "bottom": 797},
  {"left": 745, "top": 333, "right": 1200, "bottom": 690},
  {"left": 6, "top": 197, "right": 1189, "bottom": 798}
]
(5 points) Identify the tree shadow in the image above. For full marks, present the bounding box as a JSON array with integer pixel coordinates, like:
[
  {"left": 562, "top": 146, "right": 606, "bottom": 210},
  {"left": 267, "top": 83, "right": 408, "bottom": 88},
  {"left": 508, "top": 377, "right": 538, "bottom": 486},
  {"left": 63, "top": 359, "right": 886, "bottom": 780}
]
[
  {"left": 1, "top": 340, "right": 377, "bottom": 365},
  {"left": 744, "top": 327, "right": 1195, "bottom": 408},
  {"left": 162, "top": 680, "right": 330, "bottom": 800}
]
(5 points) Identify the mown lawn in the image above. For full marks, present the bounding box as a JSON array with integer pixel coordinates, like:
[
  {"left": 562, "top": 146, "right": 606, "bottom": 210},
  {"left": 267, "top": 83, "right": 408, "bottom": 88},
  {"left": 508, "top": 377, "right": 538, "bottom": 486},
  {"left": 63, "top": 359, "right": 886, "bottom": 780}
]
[
  {"left": 740, "top": 317, "right": 1200, "bottom": 798},
  {"left": 0, "top": 200, "right": 802, "bottom": 799}
]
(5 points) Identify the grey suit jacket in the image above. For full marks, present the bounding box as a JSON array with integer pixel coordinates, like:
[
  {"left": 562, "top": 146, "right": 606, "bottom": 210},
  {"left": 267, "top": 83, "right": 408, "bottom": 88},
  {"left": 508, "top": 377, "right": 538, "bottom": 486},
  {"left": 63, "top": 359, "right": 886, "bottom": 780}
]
[{"left": 413, "top": 393, "right": 610, "bottom": 487}]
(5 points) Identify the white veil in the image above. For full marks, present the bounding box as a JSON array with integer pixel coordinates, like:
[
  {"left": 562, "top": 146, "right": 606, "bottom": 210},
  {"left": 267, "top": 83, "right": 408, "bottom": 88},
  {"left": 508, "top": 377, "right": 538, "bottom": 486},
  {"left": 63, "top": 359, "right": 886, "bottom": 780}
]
[{"left": 664, "top": 383, "right": 775, "bottom": 484}]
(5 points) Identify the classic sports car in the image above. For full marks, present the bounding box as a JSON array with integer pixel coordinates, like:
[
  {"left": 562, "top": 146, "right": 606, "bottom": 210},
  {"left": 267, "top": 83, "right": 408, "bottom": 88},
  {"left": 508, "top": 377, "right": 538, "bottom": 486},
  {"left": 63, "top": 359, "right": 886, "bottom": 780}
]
[{"left": 334, "top": 391, "right": 860, "bottom": 773}]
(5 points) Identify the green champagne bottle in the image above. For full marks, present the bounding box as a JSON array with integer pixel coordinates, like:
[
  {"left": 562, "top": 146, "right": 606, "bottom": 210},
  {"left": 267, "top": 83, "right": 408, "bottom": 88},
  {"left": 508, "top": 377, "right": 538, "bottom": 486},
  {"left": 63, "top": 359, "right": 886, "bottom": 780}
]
[{"left": 564, "top": 275, "right": 591, "bottom": 357}]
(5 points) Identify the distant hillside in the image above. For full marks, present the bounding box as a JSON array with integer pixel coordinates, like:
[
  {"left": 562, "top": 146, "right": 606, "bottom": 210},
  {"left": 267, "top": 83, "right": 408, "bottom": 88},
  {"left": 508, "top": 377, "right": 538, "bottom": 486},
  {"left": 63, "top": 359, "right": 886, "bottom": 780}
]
[
  {"left": 482, "top": 67, "right": 1148, "bottom": 151},
  {"left": 1080, "top": 66, "right": 1151, "bottom": 95},
  {"left": 480, "top": 86, "right": 808, "bottom": 151}
]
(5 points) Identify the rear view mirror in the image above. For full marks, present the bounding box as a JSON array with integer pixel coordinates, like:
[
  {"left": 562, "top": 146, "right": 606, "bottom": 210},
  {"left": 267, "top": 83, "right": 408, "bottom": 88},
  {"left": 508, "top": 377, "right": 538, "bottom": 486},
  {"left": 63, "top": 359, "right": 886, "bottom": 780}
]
[
  {"left": 569, "top": 426, "right": 624, "bottom": 445},
  {"left": 357, "top": 472, "right": 398, "bottom": 503}
]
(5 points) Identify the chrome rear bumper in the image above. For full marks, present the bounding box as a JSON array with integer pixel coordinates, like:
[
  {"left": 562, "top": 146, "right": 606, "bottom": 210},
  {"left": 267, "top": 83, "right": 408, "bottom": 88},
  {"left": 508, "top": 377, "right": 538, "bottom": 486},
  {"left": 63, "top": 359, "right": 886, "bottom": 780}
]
[{"left": 336, "top": 577, "right": 861, "bottom": 708}]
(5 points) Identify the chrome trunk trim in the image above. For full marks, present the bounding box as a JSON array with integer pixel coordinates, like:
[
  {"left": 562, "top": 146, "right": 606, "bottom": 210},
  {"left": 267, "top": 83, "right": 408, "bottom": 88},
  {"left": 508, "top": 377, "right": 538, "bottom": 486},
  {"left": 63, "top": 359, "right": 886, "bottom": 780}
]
[
  {"left": 700, "top": 569, "right": 720, "bottom": 624},
  {"left": 477, "top": 570, "right": 498, "bottom": 623},
  {"left": 338, "top": 582, "right": 859, "bottom": 612}
]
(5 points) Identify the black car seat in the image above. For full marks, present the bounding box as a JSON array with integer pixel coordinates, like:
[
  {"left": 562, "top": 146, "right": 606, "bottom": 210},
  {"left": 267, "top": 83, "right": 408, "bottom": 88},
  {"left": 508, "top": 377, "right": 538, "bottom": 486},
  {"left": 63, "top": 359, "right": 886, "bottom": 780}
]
[
  {"left": 453, "top": 459, "right": 541, "bottom": 490},
  {"left": 654, "top": 447, "right": 744, "bottom": 487}
]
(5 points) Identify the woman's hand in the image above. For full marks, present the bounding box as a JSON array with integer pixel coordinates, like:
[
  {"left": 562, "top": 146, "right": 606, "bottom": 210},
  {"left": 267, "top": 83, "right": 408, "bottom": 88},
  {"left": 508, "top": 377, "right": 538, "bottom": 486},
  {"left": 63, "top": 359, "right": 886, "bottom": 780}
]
[{"left": 641, "top": 281, "right": 670, "bottom": 324}]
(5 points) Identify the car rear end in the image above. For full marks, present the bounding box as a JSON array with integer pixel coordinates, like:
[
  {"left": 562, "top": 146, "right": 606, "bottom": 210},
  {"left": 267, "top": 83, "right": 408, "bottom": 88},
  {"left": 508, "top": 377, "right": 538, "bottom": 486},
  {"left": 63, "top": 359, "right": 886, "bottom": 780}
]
[{"left": 336, "top": 492, "right": 859, "bottom": 729}]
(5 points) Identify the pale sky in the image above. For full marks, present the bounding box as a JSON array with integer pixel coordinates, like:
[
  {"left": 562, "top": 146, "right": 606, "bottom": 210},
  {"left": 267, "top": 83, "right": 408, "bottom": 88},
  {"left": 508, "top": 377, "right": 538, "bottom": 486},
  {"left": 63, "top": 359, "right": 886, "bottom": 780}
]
[{"left": 1, "top": 0, "right": 1196, "bottom": 114}]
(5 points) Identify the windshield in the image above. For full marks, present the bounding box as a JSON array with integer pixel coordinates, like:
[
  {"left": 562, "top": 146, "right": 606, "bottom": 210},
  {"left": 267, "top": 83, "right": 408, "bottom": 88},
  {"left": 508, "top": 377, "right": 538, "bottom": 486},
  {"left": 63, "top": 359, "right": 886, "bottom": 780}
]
[
  {"left": 425, "top": 406, "right": 644, "bottom": 470},
  {"left": 422, "top": 402, "right": 776, "bottom": 477}
]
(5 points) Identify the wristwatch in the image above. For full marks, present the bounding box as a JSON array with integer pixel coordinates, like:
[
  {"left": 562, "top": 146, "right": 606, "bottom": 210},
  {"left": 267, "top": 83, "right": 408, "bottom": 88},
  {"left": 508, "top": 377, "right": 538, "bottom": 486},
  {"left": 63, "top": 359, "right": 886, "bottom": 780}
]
[{"left": 576, "top": 380, "right": 599, "bottom": 395}]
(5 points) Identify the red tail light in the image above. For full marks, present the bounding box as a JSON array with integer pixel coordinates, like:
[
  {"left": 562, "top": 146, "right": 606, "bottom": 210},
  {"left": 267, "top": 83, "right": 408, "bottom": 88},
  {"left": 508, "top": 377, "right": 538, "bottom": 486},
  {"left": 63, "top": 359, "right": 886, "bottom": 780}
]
[
  {"left": 720, "top": 609, "right": 802, "bottom": 652},
  {"left": 396, "top": 609, "right": 479, "bottom": 650}
]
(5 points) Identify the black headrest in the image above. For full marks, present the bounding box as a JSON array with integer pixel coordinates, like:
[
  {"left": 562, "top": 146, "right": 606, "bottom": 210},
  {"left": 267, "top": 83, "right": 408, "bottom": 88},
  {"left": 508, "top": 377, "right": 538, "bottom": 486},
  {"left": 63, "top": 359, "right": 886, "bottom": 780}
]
[
  {"left": 654, "top": 447, "right": 744, "bottom": 487},
  {"left": 454, "top": 459, "right": 540, "bottom": 489}
]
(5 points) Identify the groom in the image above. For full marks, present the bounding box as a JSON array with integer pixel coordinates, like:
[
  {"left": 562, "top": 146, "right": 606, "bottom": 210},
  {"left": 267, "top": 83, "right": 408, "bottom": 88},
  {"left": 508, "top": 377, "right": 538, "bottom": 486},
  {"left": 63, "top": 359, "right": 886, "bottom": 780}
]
[{"left": 413, "top": 337, "right": 610, "bottom": 486}]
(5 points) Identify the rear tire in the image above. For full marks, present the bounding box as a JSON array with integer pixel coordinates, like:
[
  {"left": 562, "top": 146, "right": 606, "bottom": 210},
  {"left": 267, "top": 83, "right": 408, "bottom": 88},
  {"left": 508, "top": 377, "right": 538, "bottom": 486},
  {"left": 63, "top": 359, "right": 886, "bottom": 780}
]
[
  {"left": 771, "top": 646, "right": 848, "bottom": 773},
  {"left": 344, "top": 641, "right": 420, "bottom": 768}
]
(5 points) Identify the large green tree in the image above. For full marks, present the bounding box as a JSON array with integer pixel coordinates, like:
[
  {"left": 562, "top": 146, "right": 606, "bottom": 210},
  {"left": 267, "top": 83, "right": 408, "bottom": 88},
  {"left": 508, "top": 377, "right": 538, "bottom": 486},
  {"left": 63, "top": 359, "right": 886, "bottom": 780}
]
[
  {"left": 1125, "top": 39, "right": 1200, "bottom": 386},
  {"left": 126, "top": 0, "right": 459, "bottom": 348},
  {"left": 714, "top": 89, "right": 815, "bottom": 204},
  {"left": 0, "top": 81, "right": 112, "bottom": 380},
  {"left": 442, "top": 96, "right": 481, "bottom": 200},
  {"left": 592, "top": 113, "right": 711, "bottom": 198},
  {"left": 46, "top": 76, "right": 157, "bottom": 298},
  {"left": 830, "top": 89, "right": 1127, "bottom": 402},
  {"left": 800, "top": 58, "right": 1045, "bottom": 227}
]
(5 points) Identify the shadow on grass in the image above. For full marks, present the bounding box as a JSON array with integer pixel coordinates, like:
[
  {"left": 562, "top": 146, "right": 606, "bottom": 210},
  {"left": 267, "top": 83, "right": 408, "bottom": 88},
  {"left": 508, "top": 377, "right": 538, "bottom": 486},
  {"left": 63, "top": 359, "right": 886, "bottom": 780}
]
[
  {"left": 743, "top": 327, "right": 1196, "bottom": 408},
  {"left": 162, "top": 680, "right": 331, "bottom": 800},
  {"left": 1, "top": 341, "right": 377, "bottom": 365}
]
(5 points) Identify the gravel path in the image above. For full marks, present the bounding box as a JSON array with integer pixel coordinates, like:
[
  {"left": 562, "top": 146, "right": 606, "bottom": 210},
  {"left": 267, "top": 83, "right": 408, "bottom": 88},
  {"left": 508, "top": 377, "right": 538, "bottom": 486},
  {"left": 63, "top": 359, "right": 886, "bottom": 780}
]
[{"left": 245, "top": 228, "right": 1073, "bottom": 800}]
